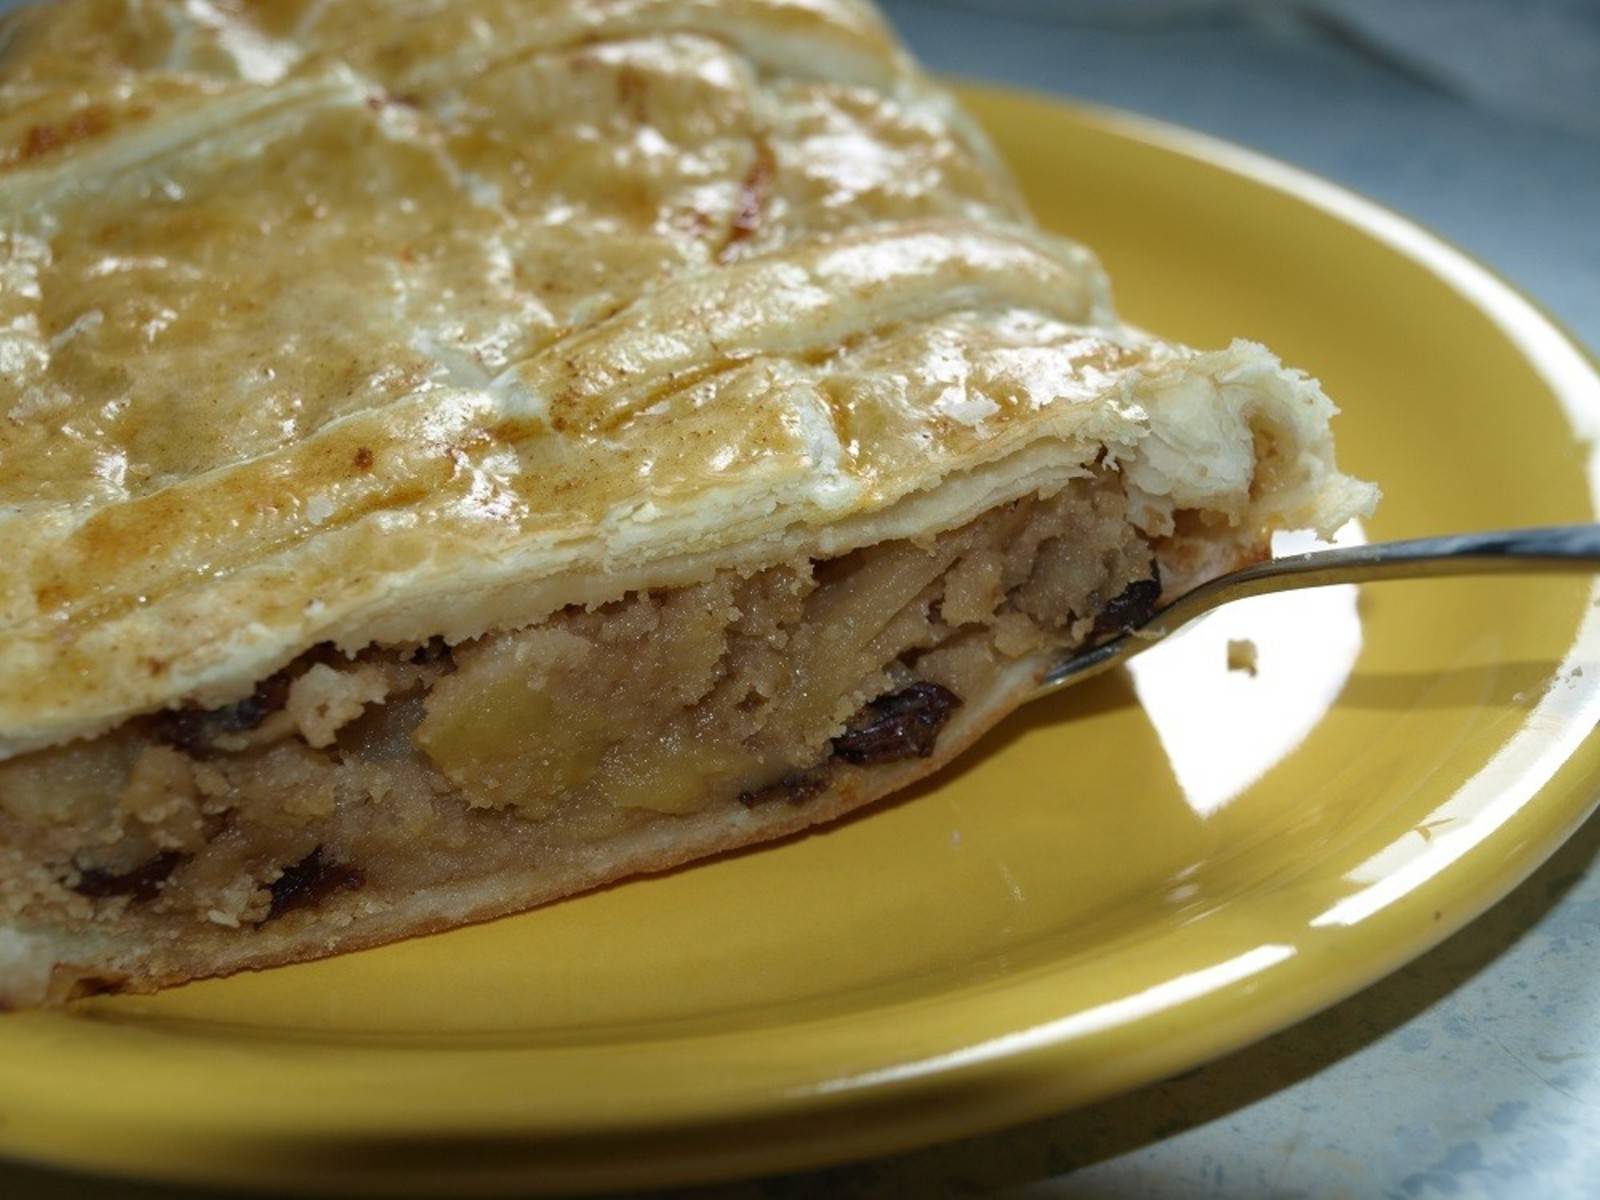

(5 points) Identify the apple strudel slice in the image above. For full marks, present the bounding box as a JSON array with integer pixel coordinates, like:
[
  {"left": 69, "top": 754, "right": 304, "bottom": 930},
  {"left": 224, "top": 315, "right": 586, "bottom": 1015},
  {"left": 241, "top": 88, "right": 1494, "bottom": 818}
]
[{"left": 0, "top": 0, "right": 1376, "bottom": 1006}]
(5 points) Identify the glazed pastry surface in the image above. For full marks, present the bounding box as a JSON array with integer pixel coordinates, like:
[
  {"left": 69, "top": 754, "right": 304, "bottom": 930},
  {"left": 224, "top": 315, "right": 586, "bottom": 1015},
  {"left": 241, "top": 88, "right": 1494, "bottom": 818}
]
[{"left": 0, "top": 0, "right": 1371, "bottom": 751}]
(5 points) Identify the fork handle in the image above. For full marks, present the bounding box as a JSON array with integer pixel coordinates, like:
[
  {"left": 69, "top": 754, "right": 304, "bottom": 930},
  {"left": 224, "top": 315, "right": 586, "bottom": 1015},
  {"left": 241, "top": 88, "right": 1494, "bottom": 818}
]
[{"left": 1038, "top": 523, "right": 1600, "bottom": 693}]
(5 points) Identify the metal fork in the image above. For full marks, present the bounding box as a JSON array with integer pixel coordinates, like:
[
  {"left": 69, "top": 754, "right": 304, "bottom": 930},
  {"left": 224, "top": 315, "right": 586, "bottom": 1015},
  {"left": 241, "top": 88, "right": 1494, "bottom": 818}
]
[{"left": 1038, "top": 525, "right": 1600, "bottom": 694}]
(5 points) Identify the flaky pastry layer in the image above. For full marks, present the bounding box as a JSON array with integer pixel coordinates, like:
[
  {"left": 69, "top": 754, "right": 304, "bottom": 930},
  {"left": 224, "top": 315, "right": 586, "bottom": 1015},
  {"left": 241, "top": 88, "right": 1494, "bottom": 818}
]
[{"left": 0, "top": 0, "right": 1375, "bottom": 759}]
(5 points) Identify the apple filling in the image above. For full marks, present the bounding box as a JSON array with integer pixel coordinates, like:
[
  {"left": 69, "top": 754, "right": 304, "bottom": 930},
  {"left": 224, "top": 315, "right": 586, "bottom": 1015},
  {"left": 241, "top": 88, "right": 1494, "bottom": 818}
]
[{"left": 0, "top": 472, "right": 1157, "bottom": 934}]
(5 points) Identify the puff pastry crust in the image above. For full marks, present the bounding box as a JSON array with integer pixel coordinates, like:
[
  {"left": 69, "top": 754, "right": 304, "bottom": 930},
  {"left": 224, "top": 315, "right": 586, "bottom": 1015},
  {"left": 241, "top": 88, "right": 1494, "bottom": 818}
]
[{"left": 0, "top": 0, "right": 1374, "bottom": 1005}]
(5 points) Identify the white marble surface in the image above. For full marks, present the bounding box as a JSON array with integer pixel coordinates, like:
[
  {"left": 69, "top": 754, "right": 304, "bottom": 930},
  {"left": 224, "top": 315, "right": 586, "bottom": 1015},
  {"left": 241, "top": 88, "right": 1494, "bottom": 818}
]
[{"left": 2, "top": 3, "right": 1598, "bottom": 1198}]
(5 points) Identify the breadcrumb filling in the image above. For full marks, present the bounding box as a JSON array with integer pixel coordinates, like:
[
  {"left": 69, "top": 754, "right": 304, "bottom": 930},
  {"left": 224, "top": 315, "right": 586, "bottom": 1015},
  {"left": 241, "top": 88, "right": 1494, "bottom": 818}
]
[{"left": 0, "top": 473, "right": 1155, "bottom": 939}]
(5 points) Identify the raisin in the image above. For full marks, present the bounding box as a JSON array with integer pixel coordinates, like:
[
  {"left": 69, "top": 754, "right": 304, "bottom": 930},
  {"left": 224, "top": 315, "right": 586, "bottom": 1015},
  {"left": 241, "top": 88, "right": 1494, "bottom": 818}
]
[
  {"left": 73, "top": 850, "right": 184, "bottom": 903},
  {"left": 409, "top": 636, "right": 454, "bottom": 667},
  {"left": 263, "top": 846, "right": 364, "bottom": 922},
  {"left": 831, "top": 682, "right": 962, "bottom": 765},
  {"left": 154, "top": 671, "right": 292, "bottom": 754},
  {"left": 1093, "top": 569, "right": 1163, "bottom": 637}
]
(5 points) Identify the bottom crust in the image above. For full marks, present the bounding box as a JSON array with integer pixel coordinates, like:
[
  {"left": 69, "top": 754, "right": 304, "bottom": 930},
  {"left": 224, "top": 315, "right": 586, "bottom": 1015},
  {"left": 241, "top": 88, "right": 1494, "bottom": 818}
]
[{"left": 0, "top": 469, "right": 1253, "bottom": 1007}]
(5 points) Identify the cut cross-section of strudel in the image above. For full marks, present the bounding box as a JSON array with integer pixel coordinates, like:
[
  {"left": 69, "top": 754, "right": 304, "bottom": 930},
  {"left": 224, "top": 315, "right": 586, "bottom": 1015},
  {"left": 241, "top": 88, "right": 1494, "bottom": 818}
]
[{"left": 0, "top": 0, "right": 1377, "bottom": 1006}]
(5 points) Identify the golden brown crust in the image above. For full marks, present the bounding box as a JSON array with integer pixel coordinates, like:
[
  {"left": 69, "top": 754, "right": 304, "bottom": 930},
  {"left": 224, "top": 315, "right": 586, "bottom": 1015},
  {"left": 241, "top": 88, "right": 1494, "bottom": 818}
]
[{"left": 0, "top": 0, "right": 1373, "bottom": 756}]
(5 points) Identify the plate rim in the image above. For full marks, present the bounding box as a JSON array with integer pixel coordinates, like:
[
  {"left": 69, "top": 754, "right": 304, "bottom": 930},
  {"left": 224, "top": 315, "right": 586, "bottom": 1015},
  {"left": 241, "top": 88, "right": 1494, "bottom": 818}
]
[{"left": 4, "top": 85, "right": 1600, "bottom": 1195}]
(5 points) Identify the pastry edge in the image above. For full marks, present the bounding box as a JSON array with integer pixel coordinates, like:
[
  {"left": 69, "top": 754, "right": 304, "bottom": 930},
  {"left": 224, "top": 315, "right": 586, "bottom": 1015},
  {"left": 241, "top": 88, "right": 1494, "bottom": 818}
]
[{"left": 0, "top": 340, "right": 1376, "bottom": 761}]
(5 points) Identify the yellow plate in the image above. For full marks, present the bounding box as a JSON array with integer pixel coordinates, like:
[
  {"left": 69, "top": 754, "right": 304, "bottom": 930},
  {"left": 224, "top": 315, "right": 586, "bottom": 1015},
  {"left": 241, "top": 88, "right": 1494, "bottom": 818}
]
[{"left": 4, "top": 85, "right": 1600, "bottom": 1196}]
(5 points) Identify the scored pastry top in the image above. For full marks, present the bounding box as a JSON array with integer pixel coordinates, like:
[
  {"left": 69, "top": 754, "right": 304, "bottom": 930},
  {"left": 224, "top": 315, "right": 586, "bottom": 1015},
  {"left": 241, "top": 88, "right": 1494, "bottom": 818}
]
[{"left": 0, "top": 0, "right": 1375, "bottom": 756}]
